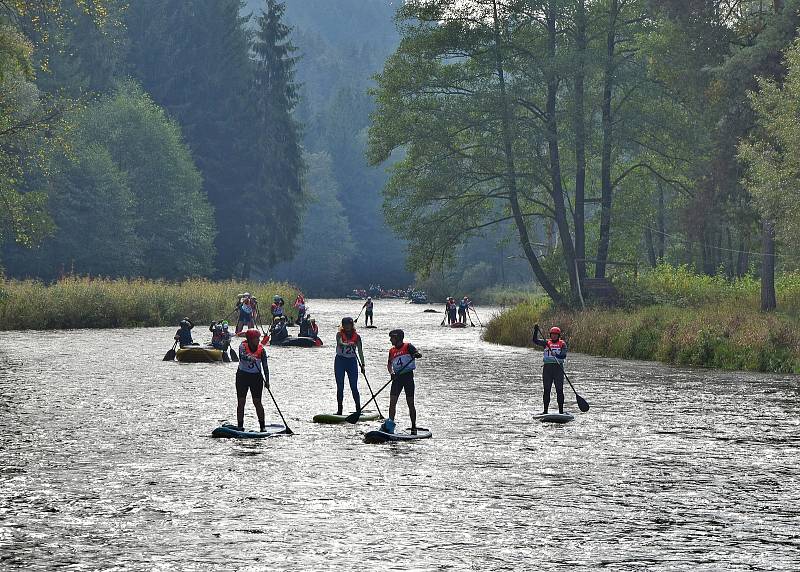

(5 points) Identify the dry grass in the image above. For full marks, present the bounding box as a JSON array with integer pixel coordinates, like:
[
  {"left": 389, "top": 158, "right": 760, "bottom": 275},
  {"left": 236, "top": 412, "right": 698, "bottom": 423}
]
[{"left": 0, "top": 277, "right": 300, "bottom": 330}]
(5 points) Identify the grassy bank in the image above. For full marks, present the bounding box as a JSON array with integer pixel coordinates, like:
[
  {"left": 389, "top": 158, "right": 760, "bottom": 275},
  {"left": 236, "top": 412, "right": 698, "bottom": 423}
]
[
  {"left": 484, "top": 267, "right": 800, "bottom": 374},
  {"left": 0, "top": 277, "right": 301, "bottom": 330}
]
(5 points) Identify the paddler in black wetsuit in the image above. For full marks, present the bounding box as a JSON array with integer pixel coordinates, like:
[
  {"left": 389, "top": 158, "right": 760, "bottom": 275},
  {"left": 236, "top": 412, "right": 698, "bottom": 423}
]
[
  {"left": 384, "top": 329, "right": 422, "bottom": 434},
  {"left": 232, "top": 329, "right": 270, "bottom": 431},
  {"left": 362, "top": 297, "right": 374, "bottom": 326},
  {"left": 532, "top": 324, "right": 567, "bottom": 414}
]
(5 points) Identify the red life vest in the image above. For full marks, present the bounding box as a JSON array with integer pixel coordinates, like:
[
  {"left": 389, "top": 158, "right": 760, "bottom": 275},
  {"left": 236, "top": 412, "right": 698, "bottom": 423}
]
[
  {"left": 389, "top": 343, "right": 416, "bottom": 374},
  {"left": 239, "top": 340, "right": 267, "bottom": 373},
  {"left": 543, "top": 339, "right": 566, "bottom": 364},
  {"left": 336, "top": 330, "right": 360, "bottom": 358}
]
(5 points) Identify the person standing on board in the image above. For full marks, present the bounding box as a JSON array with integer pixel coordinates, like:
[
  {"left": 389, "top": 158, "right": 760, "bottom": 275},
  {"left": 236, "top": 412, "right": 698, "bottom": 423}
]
[
  {"left": 445, "top": 297, "right": 458, "bottom": 325},
  {"left": 334, "top": 317, "right": 364, "bottom": 415},
  {"left": 384, "top": 329, "right": 423, "bottom": 434},
  {"left": 363, "top": 297, "right": 374, "bottom": 326},
  {"left": 293, "top": 294, "right": 306, "bottom": 325},
  {"left": 532, "top": 324, "right": 567, "bottom": 415},
  {"left": 236, "top": 293, "right": 256, "bottom": 333},
  {"left": 234, "top": 329, "right": 270, "bottom": 431},
  {"left": 458, "top": 296, "right": 471, "bottom": 324}
]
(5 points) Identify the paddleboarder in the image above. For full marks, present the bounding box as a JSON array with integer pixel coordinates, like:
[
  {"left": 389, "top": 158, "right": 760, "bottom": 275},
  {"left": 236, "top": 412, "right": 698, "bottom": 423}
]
[
  {"left": 384, "top": 329, "right": 422, "bottom": 434},
  {"left": 532, "top": 324, "right": 567, "bottom": 415},
  {"left": 362, "top": 297, "right": 374, "bottom": 326},
  {"left": 334, "top": 317, "right": 364, "bottom": 415},
  {"left": 234, "top": 329, "right": 270, "bottom": 432}
]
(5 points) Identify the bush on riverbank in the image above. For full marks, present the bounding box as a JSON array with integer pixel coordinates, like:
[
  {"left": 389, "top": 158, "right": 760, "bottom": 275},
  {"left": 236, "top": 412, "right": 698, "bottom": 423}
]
[
  {"left": 484, "top": 268, "right": 800, "bottom": 373},
  {"left": 0, "top": 277, "right": 300, "bottom": 330}
]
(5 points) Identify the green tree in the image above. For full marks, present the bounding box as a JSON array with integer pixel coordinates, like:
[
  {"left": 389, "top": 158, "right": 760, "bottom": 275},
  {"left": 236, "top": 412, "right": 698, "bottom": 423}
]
[
  {"left": 79, "top": 83, "right": 215, "bottom": 278},
  {"left": 269, "top": 152, "right": 355, "bottom": 294},
  {"left": 242, "top": 0, "right": 305, "bottom": 277}
]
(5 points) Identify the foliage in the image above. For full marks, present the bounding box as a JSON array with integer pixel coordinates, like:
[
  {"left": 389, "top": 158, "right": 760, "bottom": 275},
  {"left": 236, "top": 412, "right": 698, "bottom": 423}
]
[
  {"left": 5, "top": 83, "right": 215, "bottom": 279},
  {"left": 484, "top": 295, "right": 800, "bottom": 374},
  {"left": 0, "top": 276, "right": 300, "bottom": 330},
  {"left": 268, "top": 152, "right": 355, "bottom": 295},
  {"left": 126, "top": 0, "right": 304, "bottom": 279},
  {"left": 739, "top": 37, "right": 800, "bottom": 249}
]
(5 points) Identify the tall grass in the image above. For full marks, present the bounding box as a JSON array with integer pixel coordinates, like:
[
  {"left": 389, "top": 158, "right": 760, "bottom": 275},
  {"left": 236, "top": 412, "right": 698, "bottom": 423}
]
[
  {"left": 0, "top": 277, "right": 300, "bottom": 330},
  {"left": 484, "top": 267, "right": 800, "bottom": 373}
]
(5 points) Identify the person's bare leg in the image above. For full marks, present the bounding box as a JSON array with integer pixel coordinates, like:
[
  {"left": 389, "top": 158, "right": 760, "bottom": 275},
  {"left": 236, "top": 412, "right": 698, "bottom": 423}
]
[
  {"left": 253, "top": 397, "right": 265, "bottom": 429},
  {"left": 237, "top": 397, "right": 247, "bottom": 429},
  {"left": 406, "top": 392, "right": 417, "bottom": 433},
  {"left": 389, "top": 393, "right": 399, "bottom": 421}
]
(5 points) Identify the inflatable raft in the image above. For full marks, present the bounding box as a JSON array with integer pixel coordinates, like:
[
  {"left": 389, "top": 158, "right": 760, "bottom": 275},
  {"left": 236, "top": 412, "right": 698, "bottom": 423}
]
[
  {"left": 270, "top": 336, "right": 322, "bottom": 348},
  {"left": 176, "top": 346, "right": 224, "bottom": 363}
]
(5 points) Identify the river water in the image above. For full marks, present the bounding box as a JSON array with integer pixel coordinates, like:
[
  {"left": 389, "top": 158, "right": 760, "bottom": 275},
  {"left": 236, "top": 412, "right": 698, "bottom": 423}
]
[{"left": 1, "top": 299, "right": 798, "bottom": 570}]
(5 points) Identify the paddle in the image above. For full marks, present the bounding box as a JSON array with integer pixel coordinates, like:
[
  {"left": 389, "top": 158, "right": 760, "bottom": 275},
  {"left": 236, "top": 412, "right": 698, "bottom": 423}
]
[
  {"left": 471, "top": 307, "right": 484, "bottom": 328},
  {"left": 345, "top": 376, "right": 394, "bottom": 424},
  {"left": 558, "top": 361, "right": 590, "bottom": 412},
  {"left": 353, "top": 305, "right": 365, "bottom": 324},
  {"left": 357, "top": 355, "right": 385, "bottom": 420},
  {"left": 163, "top": 341, "right": 177, "bottom": 361},
  {"left": 229, "top": 346, "right": 238, "bottom": 361},
  {"left": 262, "top": 371, "right": 293, "bottom": 435}
]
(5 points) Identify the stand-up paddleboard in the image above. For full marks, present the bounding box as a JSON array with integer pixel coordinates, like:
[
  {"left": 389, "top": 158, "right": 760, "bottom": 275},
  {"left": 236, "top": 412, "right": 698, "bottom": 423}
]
[
  {"left": 364, "top": 427, "right": 432, "bottom": 443},
  {"left": 450, "top": 322, "right": 467, "bottom": 329},
  {"left": 212, "top": 423, "right": 287, "bottom": 438},
  {"left": 312, "top": 411, "right": 381, "bottom": 424},
  {"left": 533, "top": 412, "right": 574, "bottom": 424},
  {"left": 364, "top": 325, "right": 378, "bottom": 329}
]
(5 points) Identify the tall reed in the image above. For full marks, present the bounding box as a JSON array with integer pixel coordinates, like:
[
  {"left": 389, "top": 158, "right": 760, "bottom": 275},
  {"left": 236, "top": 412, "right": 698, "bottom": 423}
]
[{"left": 0, "top": 277, "right": 301, "bottom": 330}]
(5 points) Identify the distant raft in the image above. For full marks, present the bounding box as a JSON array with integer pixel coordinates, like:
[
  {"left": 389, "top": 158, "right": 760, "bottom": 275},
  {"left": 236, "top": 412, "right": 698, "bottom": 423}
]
[
  {"left": 270, "top": 336, "right": 322, "bottom": 348},
  {"left": 364, "top": 428, "right": 433, "bottom": 443},
  {"left": 176, "top": 345, "right": 224, "bottom": 363},
  {"left": 211, "top": 423, "right": 287, "bottom": 438}
]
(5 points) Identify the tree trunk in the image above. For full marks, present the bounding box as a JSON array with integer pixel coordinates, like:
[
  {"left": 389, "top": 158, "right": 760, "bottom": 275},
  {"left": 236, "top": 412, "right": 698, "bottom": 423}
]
[
  {"left": 736, "top": 232, "right": 750, "bottom": 277},
  {"left": 760, "top": 219, "right": 777, "bottom": 311},
  {"left": 656, "top": 181, "right": 665, "bottom": 261},
  {"left": 595, "top": 0, "right": 618, "bottom": 279},
  {"left": 544, "top": 2, "right": 579, "bottom": 300},
  {"left": 645, "top": 227, "right": 657, "bottom": 268},
  {"left": 573, "top": 0, "right": 587, "bottom": 282},
  {"left": 490, "top": 0, "right": 565, "bottom": 306}
]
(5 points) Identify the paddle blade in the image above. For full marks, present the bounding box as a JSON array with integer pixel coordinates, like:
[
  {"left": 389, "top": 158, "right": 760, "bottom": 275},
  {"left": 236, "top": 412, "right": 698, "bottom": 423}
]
[
  {"left": 280, "top": 427, "right": 294, "bottom": 435},
  {"left": 229, "top": 347, "right": 239, "bottom": 362},
  {"left": 163, "top": 349, "right": 176, "bottom": 361},
  {"left": 576, "top": 394, "right": 590, "bottom": 412},
  {"left": 344, "top": 411, "right": 361, "bottom": 424}
]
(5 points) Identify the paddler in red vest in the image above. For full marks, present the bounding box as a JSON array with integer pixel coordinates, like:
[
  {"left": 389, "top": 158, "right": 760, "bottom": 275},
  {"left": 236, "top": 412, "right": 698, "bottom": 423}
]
[
  {"left": 532, "top": 324, "right": 568, "bottom": 415},
  {"left": 385, "top": 329, "right": 423, "bottom": 434},
  {"left": 233, "top": 329, "right": 270, "bottom": 431},
  {"left": 334, "top": 317, "right": 365, "bottom": 415}
]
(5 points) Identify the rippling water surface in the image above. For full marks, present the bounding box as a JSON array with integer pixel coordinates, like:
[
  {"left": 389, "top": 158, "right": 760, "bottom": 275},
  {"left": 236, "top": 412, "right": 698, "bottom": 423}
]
[{"left": 1, "top": 299, "right": 799, "bottom": 570}]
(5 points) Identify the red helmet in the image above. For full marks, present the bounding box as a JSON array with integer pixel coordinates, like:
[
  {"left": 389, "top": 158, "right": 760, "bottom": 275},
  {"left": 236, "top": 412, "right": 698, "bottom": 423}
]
[
  {"left": 245, "top": 329, "right": 261, "bottom": 340},
  {"left": 549, "top": 327, "right": 561, "bottom": 335}
]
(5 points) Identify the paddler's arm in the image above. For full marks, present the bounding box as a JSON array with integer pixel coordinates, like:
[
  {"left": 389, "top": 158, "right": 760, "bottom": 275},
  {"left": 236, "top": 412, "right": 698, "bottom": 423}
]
[
  {"left": 356, "top": 337, "right": 365, "bottom": 369},
  {"left": 531, "top": 324, "right": 546, "bottom": 347},
  {"left": 407, "top": 343, "right": 422, "bottom": 359}
]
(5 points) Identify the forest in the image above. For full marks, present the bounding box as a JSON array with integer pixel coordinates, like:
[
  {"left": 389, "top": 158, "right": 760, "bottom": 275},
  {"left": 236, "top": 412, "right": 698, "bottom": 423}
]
[{"left": 1, "top": 1, "right": 800, "bottom": 308}]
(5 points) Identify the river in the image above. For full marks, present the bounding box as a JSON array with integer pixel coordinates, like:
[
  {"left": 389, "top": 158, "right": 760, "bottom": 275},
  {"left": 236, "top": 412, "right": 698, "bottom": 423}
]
[{"left": 0, "top": 299, "right": 798, "bottom": 570}]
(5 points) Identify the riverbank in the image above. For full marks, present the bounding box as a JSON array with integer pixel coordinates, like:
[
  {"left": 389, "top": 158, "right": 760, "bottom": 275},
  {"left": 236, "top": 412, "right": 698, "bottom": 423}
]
[
  {"left": 483, "top": 268, "right": 800, "bottom": 374},
  {"left": 0, "top": 277, "right": 300, "bottom": 330}
]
